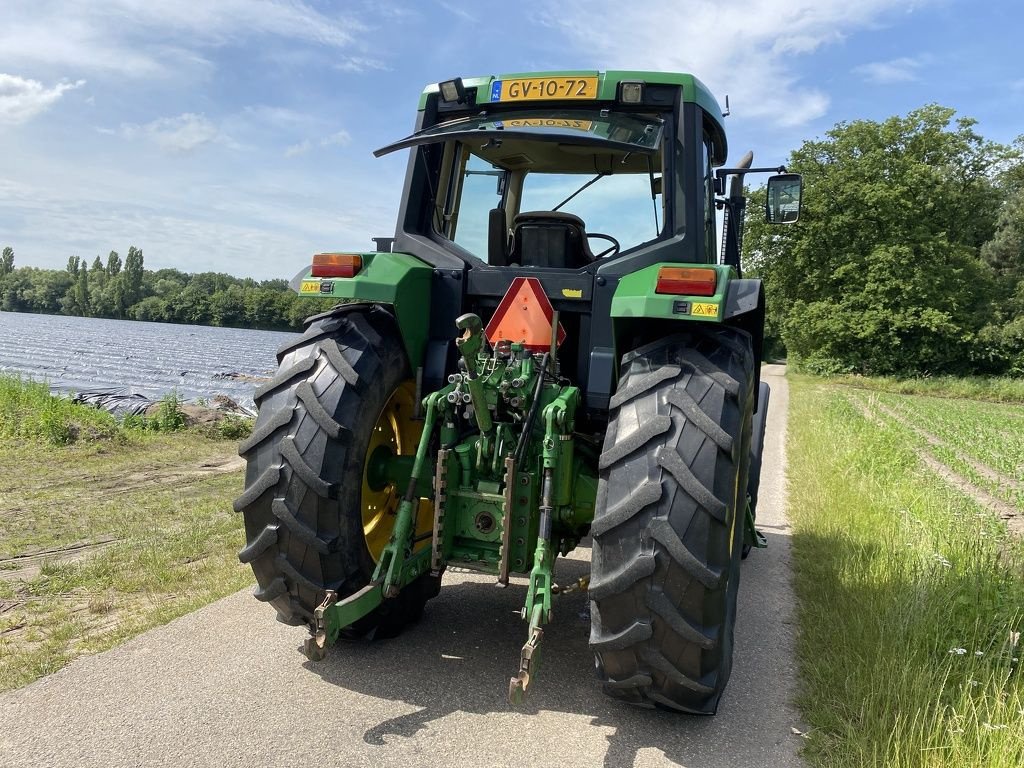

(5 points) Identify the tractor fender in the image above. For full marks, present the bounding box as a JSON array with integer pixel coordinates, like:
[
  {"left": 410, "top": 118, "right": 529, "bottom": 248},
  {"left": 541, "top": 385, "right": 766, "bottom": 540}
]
[
  {"left": 723, "top": 278, "right": 766, "bottom": 411},
  {"left": 288, "top": 252, "right": 433, "bottom": 370}
]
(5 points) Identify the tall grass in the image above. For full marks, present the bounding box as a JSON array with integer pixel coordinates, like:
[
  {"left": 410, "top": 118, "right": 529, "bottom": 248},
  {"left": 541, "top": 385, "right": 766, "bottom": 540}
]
[
  {"left": 0, "top": 375, "right": 210, "bottom": 444},
  {"left": 0, "top": 375, "right": 118, "bottom": 445},
  {"left": 789, "top": 376, "right": 1023, "bottom": 767}
]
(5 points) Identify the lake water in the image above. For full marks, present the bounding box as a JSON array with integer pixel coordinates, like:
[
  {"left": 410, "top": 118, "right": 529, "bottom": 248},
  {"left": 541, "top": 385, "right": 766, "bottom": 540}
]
[{"left": 0, "top": 311, "right": 299, "bottom": 411}]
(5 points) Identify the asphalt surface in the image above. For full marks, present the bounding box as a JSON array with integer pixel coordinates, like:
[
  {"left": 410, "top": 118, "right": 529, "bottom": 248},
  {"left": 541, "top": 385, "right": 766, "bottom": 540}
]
[{"left": 0, "top": 365, "right": 802, "bottom": 768}]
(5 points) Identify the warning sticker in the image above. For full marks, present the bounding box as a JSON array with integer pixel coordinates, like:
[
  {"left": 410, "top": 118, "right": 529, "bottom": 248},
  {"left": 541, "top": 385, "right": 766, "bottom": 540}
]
[
  {"left": 299, "top": 280, "right": 320, "bottom": 294},
  {"left": 691, "top": 302, "right": 719, "bottom": 318}
]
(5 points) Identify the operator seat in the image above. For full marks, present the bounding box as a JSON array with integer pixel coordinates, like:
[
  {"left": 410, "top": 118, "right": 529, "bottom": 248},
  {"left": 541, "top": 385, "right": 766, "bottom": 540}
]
[{"left": 507, "top": 211, "right": 596, "bottom": 269}]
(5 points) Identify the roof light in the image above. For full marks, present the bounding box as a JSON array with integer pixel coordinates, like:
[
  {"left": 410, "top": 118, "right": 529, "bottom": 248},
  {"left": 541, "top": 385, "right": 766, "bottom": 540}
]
[
  {"left": 439, "top": 77, "right": 467, "bottom": 104},
  {"left": 655, "top": 267, "right": 717, "bottom": 296},
  {"left": 619, "top": 82, "right": 644, "bottom": 104},
  {"left": 485, "top": 277, "right": 566, "bottom": 352},
  {"left": 311, "top": 253, "right": 362, "bottom": 278}
]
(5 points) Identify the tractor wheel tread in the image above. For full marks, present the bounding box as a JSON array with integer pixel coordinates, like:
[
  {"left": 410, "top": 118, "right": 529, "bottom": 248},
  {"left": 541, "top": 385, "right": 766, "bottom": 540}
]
[
  {"left": 271, "top": 498, "right": 337, "bottom": 554},
  {"left": 253, "top": 357, "right": 317, "bottom": 403},
  {"left": 590, "top": 620, "right": 653, "bottom": 651},
  {"left": 237, "top": 308, "right": 439, "bottom": 636},
  {"left": 642, "top": 649, "right": 715, "bottom": 694},
  {"left": 232, "top": 465, "right": 280, "bottom": 512},
  {"left": 656, "top": 446, "right": 727, "bottom": 523},
  {"left": 319, "top": 342, "right": 361, "bottom": 390},
  {"left": 253, "top": 576, "right": 287, "bottom": 602},
  {"left": 597, "top": 415, "right": 672, "bottom": 470},
  {"left": 605, "top": 673, "right": 654, "bottom": 690},
  {"left": 587, "top": 553, "right": 657, "bottom": 600},
  {"left": 590, "top": 326, "right": 754, "bottom": 714},
  {"left": 665, "top": 389, "right": 734, "bottom": 454},
  {"left": 277, "top": 309, "right": 366, "bottom": 357},
  {"left": 275, "top": 553, "right": 340, "bottom": 593},
  {"left": 238, "top": 523, "right": 279, "bottom": 564},
  {"left": 280, "top": 436, "right": 336, "bottom": 498},
  {"left": 679, "top": 349, "right": 740, "bottom": 397},
  {"left": 237, "top": 406, "right": 293, "bottom": 455},
  {"left": 295, "top": 381, "right": 349, "bottom": 441},
  {"left": 590, "top": 481, "right": 662, "bottom": 538},
  {"left": 646, "top": 589, "right": 716, "bottom": 649},
  {"left": 609, "top": 365, "right": 681, "bottom": 409},
  {"left": 644, "top": 512, "right": 723, "bottom": 590},
  {"left": 346, "top": 311, "right": 385, "bottom": 350}
]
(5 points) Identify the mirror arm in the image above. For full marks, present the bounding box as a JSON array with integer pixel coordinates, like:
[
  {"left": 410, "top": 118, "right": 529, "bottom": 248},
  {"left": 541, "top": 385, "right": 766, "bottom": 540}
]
[{"left": 714, "top": 165, "right": 788, "bottom": 192}]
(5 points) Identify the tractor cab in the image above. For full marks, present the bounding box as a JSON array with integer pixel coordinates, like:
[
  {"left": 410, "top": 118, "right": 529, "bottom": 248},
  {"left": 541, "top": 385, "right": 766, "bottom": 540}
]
[{"left": 375, "top": 105, "right": 672, "bottom": 269}]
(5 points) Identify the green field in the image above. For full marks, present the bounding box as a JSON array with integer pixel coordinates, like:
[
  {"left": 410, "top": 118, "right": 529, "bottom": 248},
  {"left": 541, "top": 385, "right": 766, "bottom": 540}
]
[{"left": 788, "top": 375, "right": 1024, "bottom": 767}]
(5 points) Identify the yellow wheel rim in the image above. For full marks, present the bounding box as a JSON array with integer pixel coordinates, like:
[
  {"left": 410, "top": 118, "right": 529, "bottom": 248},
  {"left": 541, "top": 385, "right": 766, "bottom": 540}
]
[{"left": 361, "top": 381, "right": 434, "bottom": 562}]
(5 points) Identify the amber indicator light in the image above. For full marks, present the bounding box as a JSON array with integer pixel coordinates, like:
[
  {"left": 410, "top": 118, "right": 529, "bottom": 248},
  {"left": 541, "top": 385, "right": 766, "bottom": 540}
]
[
  {"left": 655, "top": 267, "right": 717, "bottom": 296},
  {"left": 311, "top": 253, "right": 362, "bottom": 278}
]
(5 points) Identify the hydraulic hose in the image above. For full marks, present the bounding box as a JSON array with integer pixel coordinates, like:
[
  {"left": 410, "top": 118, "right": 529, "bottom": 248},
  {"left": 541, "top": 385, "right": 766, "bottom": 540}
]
[{"left": 513, "top": 351, "right": 549, "bottom": 466}]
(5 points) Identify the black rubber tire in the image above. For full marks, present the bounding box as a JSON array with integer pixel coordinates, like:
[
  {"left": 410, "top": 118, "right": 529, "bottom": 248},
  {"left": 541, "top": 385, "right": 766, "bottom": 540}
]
[
  {"left": 589, "top": 326, "right": 755, "bottom": 714},
  {"left": 234, "top": 305, "right": 440, "bottom": 639}
]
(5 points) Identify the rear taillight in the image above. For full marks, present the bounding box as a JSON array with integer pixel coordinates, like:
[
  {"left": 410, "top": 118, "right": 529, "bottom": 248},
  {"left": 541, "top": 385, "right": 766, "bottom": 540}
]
[
  {"left": 655, "top": 267, "right": 717, "bottom": 296},
  {"left": 311, "top": 253, "right": 362, "bottom": 278}
]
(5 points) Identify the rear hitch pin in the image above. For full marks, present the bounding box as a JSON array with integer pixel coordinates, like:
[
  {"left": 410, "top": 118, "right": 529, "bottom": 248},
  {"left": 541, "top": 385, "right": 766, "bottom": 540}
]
[{"left": 304, "top": 590, "right": 337, "bottom": 661}]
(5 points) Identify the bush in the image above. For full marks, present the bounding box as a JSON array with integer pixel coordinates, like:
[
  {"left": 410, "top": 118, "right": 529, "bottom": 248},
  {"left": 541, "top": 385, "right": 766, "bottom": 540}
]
[{"left": 123, "top": 393, "right": 187, "bottom": 433}]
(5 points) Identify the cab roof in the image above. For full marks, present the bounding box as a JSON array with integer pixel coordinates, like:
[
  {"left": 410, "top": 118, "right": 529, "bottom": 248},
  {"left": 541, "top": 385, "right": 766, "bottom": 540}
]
[{"left": 418, "top": 70, "right": 727, "bottom": 164}]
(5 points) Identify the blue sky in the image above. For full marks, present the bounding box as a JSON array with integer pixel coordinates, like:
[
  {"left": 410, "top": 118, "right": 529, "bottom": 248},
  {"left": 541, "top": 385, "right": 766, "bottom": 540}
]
[{"left": 1, "top": 0, "right": 1021, "bottom": 280}]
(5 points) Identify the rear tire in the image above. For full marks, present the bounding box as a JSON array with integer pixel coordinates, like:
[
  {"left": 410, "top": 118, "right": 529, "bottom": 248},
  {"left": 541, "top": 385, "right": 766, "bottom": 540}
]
[
  {"left": 589, "top": 326, "right": 754, "bottom": 714},
  {"left": 234, "top": 305, "right": 439, "bottom": 639}
]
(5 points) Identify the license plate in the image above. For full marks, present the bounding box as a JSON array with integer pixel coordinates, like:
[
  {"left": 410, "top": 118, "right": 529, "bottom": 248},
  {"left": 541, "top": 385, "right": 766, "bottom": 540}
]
[{"left": 491, "top": 76, "right": 598, "bottom": 102}]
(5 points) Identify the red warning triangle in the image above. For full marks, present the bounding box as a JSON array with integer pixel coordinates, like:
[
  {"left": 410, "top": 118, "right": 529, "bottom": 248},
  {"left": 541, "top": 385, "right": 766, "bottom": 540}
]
[{"left": 485, "top": 277, "right": 566, "bottom": 352}]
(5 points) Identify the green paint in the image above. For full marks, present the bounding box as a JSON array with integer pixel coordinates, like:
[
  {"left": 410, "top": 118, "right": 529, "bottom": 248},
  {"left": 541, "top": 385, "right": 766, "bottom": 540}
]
[
  {"left": 314, "top": 327, "right": 597, "bottom": 703},
  {"left": 610, "top": 263, "right": 734, "bottom": 322},
  {"left": 296, "top": 252, "right": 431, "bottom": 369},
  {"left": 417, "top": 70, "right": 725, "bottom": 141}
]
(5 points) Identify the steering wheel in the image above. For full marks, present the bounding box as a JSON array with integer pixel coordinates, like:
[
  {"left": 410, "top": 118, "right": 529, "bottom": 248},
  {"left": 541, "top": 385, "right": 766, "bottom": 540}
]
[{"left": 587, "top": 232, "right": 620, "bottom": 260}]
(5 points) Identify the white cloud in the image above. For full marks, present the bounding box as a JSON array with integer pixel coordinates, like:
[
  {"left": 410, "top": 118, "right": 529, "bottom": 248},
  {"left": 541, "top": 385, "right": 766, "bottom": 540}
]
[
  {"left": 321, "top": 130, "right": 351, "bottom": 148},
  {"left": 116, "top": 113, "right": 221, "bottom": 152},
  {"left": 854, "top": 57, "right": 923, "bottom": 84},
  {"left": 552, "top": 0, "right": 932, "bottom": 129},
  {"left": 0, "top": 74, "right": 84, "bottom": 124},
  {"left": 285, "top": 140, "right": 312, "bottom": 158},
  {"left": 0, "top": 1, "right": 366, "bottom": 78},
  {"left": 437, "top": 2, "right": 477, "bottom": 23},
  {"left": 284, "top": 130, "right": 351, "bottom": 158}
]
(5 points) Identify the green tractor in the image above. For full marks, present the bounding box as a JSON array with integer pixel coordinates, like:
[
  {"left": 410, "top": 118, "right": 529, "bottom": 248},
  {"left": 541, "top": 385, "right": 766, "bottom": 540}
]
[{"left": 235, "top": 70, "right": 801, "bottom": 714}]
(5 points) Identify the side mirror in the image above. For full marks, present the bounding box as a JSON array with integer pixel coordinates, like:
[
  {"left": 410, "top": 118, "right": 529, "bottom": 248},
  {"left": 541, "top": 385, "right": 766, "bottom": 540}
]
[{"left": 766, "top": 173, "right": 803, "bottom": 224}]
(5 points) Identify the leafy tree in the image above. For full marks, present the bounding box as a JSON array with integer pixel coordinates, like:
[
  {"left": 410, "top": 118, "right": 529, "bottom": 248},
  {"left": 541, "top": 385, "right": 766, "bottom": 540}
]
[
  {"left": 106, "top": 251, "right": 121, "bottom": 277},
  {"left": 980, "top": 187, "right": 1024, "bottom": 282},
  {"left": 744, "top": 104, "right": 1013, "bottom": 375},
  {"left": 1, "top": 246, "right": 13, "bottom": 276},
  {"left": 130, "top": 296, "right": 170, "bottom": 322},
  {"left": 122, "top": 246, "right": 144, "bottom": 308}
]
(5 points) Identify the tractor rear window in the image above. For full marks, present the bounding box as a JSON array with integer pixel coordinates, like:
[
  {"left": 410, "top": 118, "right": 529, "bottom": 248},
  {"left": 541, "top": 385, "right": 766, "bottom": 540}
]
[{"left": 439, "top": 114, "right": 667, "bottom": 265}]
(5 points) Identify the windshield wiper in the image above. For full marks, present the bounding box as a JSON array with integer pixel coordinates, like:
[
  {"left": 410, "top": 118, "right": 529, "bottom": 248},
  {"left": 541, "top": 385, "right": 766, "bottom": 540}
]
[{"left": 552, "top": 173, "right": 607, "bottom": 212}]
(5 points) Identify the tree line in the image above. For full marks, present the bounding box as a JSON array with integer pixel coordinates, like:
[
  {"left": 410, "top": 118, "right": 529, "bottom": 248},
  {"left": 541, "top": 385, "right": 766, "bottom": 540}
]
[
  {"left": 743, "top": 104, "right": 1024, "bottom": 377},
  {"left": 0, "top": 246, "right": 336, "bottom": 331}
]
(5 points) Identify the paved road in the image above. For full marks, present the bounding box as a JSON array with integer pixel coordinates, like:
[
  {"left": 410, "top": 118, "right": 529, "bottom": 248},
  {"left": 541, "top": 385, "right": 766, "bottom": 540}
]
[{"left": 0, "top": 366, "right": 802, "bottom": 768}]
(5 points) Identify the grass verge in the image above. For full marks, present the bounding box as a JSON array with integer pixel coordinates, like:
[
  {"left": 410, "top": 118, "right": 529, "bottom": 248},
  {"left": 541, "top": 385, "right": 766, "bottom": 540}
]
[
  {"left": 789, "top": 374, "right": 1023, "bottom": 767},
  {"left": 823, "top": 373, "right": 1024, "bottom": 404},
  {"left": 0, "top": 378, "right": 253, "bottom": 692}
]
